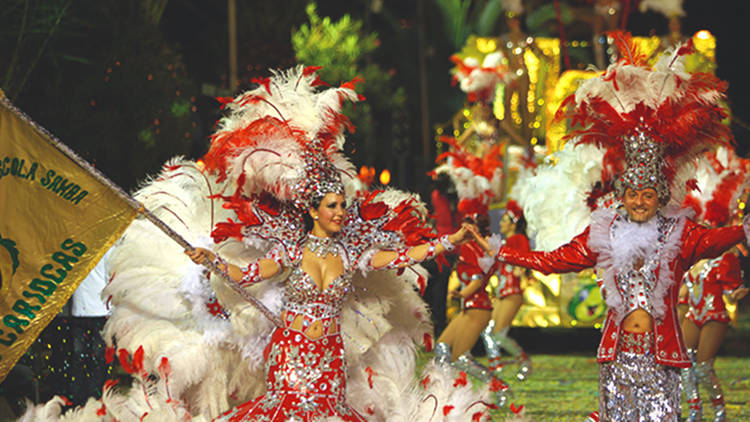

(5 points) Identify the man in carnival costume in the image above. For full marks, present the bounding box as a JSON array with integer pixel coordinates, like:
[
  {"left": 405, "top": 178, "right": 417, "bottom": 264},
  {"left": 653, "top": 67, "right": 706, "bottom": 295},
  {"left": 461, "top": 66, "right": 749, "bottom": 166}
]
[{"left": 471, "top": 32, "right": 749, "bottom": 421}]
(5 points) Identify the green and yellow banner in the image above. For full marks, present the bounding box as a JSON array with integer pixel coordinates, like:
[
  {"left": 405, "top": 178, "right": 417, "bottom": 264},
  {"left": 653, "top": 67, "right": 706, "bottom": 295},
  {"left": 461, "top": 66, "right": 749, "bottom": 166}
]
[{"left": 0, "top": 90, "right": 138, "bottom": 381}]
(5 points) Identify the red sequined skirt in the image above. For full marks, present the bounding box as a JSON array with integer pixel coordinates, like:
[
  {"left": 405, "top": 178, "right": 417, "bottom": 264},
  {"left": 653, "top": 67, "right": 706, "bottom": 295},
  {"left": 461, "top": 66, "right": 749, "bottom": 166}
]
[
  {"left": 214, "top": 327, "right": 366, "bottom": 422},
  {"left": 464, "top": 288, "right": 492, "bottom": 310},
  {"left": 496, "top": 266, "right": 523, "bottom": 299}
]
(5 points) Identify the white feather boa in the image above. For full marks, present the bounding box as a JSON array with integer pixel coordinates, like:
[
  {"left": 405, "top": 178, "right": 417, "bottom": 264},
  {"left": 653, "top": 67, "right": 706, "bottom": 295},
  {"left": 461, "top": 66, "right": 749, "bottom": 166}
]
[{"left": 588, "top": 207, "right": 691, "bottom": 322}]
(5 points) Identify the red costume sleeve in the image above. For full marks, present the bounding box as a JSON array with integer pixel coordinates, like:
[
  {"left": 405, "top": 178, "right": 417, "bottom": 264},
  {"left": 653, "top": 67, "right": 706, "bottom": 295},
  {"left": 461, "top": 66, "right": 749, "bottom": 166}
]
[
  {"left": 680, "top": 220, "right": 745, "bottom": 267},
  {"left": 714, "top": 253, "right": 744, "bottom": 291},
  {"left": 497, "top": 227, "right": 597, "bottom": 275}
]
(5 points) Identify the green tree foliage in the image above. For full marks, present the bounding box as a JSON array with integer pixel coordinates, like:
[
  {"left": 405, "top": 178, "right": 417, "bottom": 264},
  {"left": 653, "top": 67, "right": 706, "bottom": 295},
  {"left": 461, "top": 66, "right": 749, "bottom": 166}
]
[
  {"left": 291, "top": 2, "right": 405, "bottom": 169},
  {"left": 434, "top": 0, "right": 504, "bottom": 49},
  {"left": 0, "top": 0, "right": 200, "bottom": 191}
]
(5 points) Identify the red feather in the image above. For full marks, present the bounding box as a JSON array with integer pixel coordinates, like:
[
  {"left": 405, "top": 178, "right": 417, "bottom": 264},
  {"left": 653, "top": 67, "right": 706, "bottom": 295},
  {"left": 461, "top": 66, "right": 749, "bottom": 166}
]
[
  {"left": 453, "top": 371, "right": 468, "bottom": 387},
  {"left": 105, "top": 346, "right": 115, "bottom": 364},
  {"left": 423, "top": 332, "right": 433, "bottom": 352},
  {"left": 250, "top": 77, "right": 272, "bottom": 95}
]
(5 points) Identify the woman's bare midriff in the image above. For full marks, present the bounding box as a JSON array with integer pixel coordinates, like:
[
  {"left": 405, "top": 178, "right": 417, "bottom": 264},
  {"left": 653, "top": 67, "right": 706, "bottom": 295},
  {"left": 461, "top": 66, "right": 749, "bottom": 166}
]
[
  {"left": 282, "top": 311, "right": 339, "bottom": 340},
  {"left": 622, "top": 308, "right": 653, "bottom": 333}
]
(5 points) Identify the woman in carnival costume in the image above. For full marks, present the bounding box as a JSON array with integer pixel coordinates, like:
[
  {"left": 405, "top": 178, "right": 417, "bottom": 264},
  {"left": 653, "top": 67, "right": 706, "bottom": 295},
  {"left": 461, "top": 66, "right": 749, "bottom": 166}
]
[
  {"left": 185, "top": 90, "right": 471, "bottom": 420},
  {"left": 680, "top": 148, "right": 750, "bottom": 422},
  {"left": 19, "top": 67, "right": 504, "bottom": 422},
  {"left": 480, "top": 200, "right": 532, "bottom": 381},
  {"left": 469, "top": 32, "right": 750, "bottom": 421},
  {"left": 429, "top": 139, "right": 510, "bottom": 407}
]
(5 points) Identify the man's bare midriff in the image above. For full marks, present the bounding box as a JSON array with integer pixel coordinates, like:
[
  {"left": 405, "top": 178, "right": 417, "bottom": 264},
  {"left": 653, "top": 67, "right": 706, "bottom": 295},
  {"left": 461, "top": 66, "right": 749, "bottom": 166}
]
[{"left": 622, "top": 308, "right": 653, "bottom": 332}]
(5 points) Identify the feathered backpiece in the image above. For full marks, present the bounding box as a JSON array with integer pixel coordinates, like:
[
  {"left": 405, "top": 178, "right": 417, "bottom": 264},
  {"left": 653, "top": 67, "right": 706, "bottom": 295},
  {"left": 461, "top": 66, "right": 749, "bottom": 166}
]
[
  {"left": 683, "top": 146, "right": 749, "bottom": 227},
  {"left": 429, "top": 136, "right": 503, "bottom": 217},
  {"left": 202, "top": 66, "right": 363, "bottom": 210},
  {"left": 556, "top": 31, "right": 733, "bottom": 207}
]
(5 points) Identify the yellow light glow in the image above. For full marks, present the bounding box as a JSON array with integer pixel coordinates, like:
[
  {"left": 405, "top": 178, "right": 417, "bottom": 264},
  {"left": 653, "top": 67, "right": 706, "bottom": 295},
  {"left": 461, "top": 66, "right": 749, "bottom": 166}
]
[
  {"left": 476, "top": 37, "right": 497, "bottom": 53},
  {"left": 571, "top": 320, "right": 578, "bottom": 326},
  {"left": 693, "top": 30, "right": 716, "bottom": 60},
  {"left": 436, "top": 127, "right": 444, "bottom": 135},
  {"left": 488, "top": 275, "right": 499, "bottom": 291},
  {"left": 530, "top": 137, "right": 538, "bottom": 145},
  {"left": 379, "top": 169, "right": 391, "bottom": 185},
  {"left": 524, "top": 285, "right": 547, "bottom": 307}
]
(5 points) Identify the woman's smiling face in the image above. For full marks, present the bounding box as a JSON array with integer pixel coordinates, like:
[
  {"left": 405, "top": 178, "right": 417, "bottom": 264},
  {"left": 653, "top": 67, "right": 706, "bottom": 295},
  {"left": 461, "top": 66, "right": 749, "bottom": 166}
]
[{"left": 310, "top": 193, "right": 347, "bottom": 236}]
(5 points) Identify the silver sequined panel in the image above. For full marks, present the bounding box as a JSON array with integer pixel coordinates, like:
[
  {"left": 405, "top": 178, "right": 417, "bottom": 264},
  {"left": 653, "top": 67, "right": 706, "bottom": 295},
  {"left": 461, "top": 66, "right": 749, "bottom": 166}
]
[{"left": 599, "top": 352, "right": 681, "bottom": 421}]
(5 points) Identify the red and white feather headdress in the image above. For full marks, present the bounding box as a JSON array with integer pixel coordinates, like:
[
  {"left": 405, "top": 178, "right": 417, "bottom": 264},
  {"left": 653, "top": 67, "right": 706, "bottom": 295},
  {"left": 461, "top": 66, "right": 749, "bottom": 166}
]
[
  {"left": 556, "top": 31, "right": 733, "bottom": 207},
  {"left": 201, "top": 66, "right": 364, "bottom": 209},
  {"left": 428, "top": 137, "right": 503, "bottom": 217}
]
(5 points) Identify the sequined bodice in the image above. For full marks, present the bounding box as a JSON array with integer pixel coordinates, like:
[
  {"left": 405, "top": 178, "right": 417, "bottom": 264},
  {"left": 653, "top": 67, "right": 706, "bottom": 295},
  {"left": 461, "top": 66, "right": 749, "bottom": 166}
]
[
  {"left": 616, "top": 253, "right": 660, "bottom": 314},
  {"left": 282, "top": 265, "right": 353, "bottom": 330},
  {"left": 610, "top": 212, "right": 677, "bottom": 317},
  {"left": 686, "top": 258, "right": 720, "bottom": 308}
]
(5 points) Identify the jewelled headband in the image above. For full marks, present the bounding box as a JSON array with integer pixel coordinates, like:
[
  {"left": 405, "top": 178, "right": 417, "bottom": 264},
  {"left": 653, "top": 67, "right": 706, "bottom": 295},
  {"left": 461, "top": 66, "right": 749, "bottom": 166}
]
[{"left": 292, "top": 144, "right": 345, "bottom": 210}]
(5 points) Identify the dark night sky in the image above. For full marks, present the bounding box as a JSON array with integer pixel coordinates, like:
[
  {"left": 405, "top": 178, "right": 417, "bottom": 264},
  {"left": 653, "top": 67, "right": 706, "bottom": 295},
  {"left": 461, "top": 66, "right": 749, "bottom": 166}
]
[{"left": 660, "top": 1, "right": 749, "bottom": 151}]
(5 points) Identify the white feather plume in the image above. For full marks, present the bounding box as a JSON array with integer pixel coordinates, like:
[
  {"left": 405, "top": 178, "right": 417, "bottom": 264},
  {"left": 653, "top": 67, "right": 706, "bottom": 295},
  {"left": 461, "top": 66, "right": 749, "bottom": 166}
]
[{"left": 511, "top": 142, "right": 606, "bottom": 251}]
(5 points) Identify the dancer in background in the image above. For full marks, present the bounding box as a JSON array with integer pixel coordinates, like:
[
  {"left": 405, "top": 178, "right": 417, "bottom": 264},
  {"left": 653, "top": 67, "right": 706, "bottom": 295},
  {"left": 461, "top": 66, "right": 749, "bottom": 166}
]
[
  {"left": 434, "top": 213, "right": 509, "bottom": 406},
  {"left": 429, "top": 131, "right": 507, "bottom": 407},
  {"left": 679, "top": 150, "right": 750, "bottom": 422},
  {"left": 481, "top": 200, "right": 532, "bottom": 381},
  {"left": 680, "top": 250, "right": 748, "bottom": 422}
]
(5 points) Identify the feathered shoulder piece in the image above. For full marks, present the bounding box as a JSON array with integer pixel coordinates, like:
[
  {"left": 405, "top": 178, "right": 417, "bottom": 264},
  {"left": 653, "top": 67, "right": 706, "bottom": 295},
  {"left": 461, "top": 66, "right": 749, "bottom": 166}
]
[
  {"left": 555, "top": 30, "right": 733, "bottom": 206},
  {"left": 212, "top": 188, "right": 439, "bottom": 271}
]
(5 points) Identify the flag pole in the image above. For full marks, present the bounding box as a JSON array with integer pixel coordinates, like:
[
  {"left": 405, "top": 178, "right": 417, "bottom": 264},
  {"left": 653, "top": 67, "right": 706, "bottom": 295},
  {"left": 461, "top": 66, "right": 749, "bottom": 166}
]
[{"left": 0, "top": 96, "right": 284, "bottom": 329}]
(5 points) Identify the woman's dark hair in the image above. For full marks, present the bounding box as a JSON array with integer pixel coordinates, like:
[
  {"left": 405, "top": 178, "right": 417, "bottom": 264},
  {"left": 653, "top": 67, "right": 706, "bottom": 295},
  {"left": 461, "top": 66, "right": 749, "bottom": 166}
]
[
  {"left": 303, "top": 196, "right": 323, "bottom": 232},
  {"left": 433, "top": 173, "right": 458, "bottom": 209},
  {"left": 463, "top": 214, "right": 491, "bottom": 237},
  {"left": 514, "top": 215, "right": 527, "bottom": 237}
]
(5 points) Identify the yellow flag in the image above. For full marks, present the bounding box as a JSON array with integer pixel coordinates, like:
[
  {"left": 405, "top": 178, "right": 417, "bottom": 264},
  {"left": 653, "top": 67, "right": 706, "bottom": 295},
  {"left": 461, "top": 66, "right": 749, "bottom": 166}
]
[{"left": 0, "top": 92, "right": 138, "bottom": 381}]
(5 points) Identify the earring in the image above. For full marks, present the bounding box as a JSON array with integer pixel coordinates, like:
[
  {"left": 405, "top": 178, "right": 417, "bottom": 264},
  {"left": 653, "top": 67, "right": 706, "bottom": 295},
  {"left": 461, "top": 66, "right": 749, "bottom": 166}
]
[{"left": 313, "top": 216, "right": 319, "bottom": 220}]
